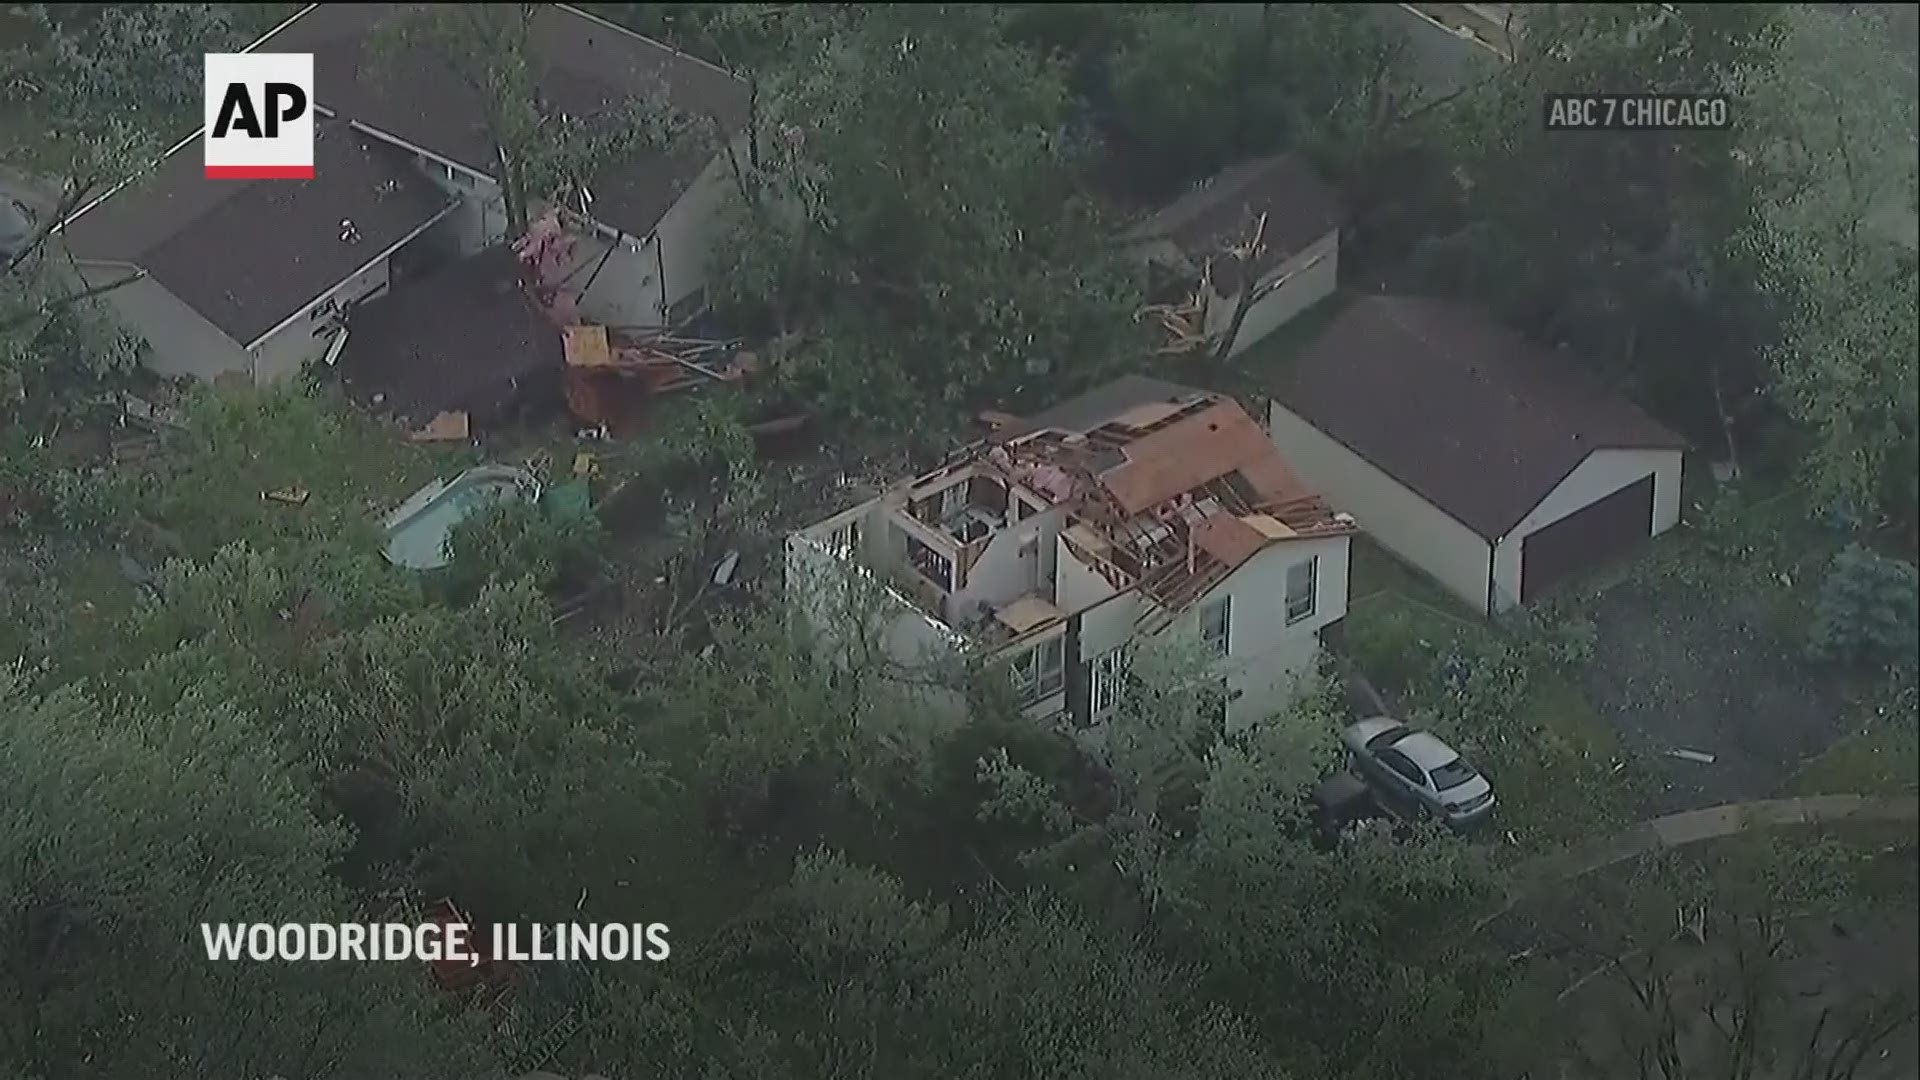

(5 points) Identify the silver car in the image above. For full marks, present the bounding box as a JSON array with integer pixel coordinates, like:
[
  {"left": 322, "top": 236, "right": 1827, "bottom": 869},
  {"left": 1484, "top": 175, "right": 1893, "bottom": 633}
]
[{"left": 1340, "top": 717, "right": 1495, "bottom": 828}]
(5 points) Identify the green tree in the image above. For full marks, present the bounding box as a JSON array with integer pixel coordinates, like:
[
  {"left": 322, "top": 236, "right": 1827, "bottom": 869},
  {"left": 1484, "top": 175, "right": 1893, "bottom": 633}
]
[
  {"left": 372, "top": 4, "right": 688, "bottom": 233},
  {"left": 0, "top": 669, "right": 493, "bottom": 1080},
  {"left": 711, "top": 4, "right": 1146, "bottom": 423}
]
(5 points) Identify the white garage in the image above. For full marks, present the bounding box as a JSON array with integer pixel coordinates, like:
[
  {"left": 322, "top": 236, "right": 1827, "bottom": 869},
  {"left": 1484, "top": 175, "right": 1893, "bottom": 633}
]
[{"left": 1265, "top": 296, "right": 1686, "bottom": 615}]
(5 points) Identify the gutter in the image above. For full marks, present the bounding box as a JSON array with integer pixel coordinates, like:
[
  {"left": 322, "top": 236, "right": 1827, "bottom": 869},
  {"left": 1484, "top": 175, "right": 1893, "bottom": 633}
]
[
  {"left": 1485, "top": 534, "right": 1501, "bottom": 616},
  {"left": 241, "top": 200, "right": 460, "bottom": 351},
  {"left": 57, "top": 3, "right": 321, "bottom": 230}
]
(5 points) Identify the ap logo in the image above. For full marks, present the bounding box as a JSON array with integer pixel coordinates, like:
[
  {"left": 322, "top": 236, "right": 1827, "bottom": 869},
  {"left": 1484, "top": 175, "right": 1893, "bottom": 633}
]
[{"left": 204, "top": 53, "right": 314, "bottom": 179}]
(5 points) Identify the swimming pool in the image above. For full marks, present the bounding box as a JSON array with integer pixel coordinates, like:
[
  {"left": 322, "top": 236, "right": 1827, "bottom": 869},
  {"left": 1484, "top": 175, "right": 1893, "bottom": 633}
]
[{"left": 381, "top": 465, "right": 542, "bottom": 571}]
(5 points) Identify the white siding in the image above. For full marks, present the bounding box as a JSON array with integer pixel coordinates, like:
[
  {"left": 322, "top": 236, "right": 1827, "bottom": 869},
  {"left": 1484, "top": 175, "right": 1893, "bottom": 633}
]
[
  {"left": 574, "top": 148, "right": 739, "bottom": 327},
  {"left": 1268, "top": 401, "right": 1493, "bottom": 614},
  {"left": 1219, "top": 229, "right": 1340, "bottom": 358},
  {"left": 1055, "top": 536, "right": 1120, "bottom": 614},
  {"left": 248, "top": 254, "right": 393, "bottom": 385},
  {"left": 950, "top": 505, "right": 1067, "bottom": 617},
  {"left": 1185, "top": 534, "right": 1350, "bottom": 729},
  {"left": 83, "top": 270, "right": 250, "bottom": 382},
  {"left": 1490, "top": 447, "right": 1683, "bottom": 609}
]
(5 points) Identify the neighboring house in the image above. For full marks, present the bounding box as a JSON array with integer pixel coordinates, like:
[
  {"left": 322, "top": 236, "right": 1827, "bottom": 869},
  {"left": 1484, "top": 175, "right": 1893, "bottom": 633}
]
[
  {"left": 1124, "top": 154, "right": 1345, "bottom": 359},
  {"left": 58, "top": 120, "right": 456, "bottom": 384},
  {"left": 787, "top": 376, "right": 1357, "bottom": 732},
  {"left": 53, "top": 2, "right": 749, "bottom": 385},
  {"left": 1266, "top": 295, "right": 1686, "bottom": 615}
]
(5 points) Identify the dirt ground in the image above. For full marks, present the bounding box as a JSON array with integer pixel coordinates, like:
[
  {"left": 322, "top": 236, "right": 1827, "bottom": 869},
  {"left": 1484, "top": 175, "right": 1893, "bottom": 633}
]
[{"left": 1579, "top": 571, "right": 1850, "bottom": 814}]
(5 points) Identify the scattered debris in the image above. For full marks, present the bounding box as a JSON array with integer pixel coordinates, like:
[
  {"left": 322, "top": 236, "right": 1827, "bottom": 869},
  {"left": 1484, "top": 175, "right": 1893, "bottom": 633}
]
[
  {"left": 1664, "top": 748, "right": 1717, "bottom": 765},
  {"left": 407, "top": 410, "right": 470, "bottom": 443},
  {"left": 572, "top": 452, "right": 596, "bottom": 479},
  {"left": 263, "top": 486, "right": 310, "bottom": 506},
  {"left": 121, "top": 393, "right": 184, "bottom": 429},
  {"left": 338, "top": 217, "right": 361, "bottom": 244},
  {"left": 711, "top": 550, "right": 740, "bottom": 587}
]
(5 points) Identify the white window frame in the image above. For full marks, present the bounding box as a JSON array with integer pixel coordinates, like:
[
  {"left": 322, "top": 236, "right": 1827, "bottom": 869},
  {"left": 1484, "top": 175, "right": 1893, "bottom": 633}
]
[
  {"left": 1285, "top": 557, "right": 1318, "bottom": 625},
  {"left": 1089, "top": 646, "right": 1128, "bottom": 721},
  {"left": 1199, "top": 594, "right": 1231, "bottom": 657},
  {"left": 1009, "top": 635, "right": 1065, "bottom": 705}
]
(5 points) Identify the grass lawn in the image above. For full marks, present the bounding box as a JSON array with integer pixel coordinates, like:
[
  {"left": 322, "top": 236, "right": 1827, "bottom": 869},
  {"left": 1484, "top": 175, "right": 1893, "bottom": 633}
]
[
  {"left": 1786, "top": 716, "right": 1920, "bottom": 798},
  {"left": 1341, "top": 546, "right": 1644, "bottom": 854}
]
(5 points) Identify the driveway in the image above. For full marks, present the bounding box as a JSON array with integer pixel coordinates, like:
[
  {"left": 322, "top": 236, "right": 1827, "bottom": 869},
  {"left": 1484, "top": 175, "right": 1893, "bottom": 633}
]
[{"left": 1577, "top": 569, "right": 1853, "bottom": 815}]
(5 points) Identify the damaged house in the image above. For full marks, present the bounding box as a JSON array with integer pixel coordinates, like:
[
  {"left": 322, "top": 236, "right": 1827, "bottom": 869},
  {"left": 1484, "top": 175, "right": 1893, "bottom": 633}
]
[
  {"left": 786, "top": 376, "right": 1357, "bottom": 731},
  {"left": 1125, "top": 153, "right": 1345, "bottom": 359},
  {"left": 53, "top": 3, "right": 749, "bottom": 387}
]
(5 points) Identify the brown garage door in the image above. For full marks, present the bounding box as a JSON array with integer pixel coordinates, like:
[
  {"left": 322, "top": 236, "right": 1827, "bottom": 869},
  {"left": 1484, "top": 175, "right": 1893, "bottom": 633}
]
[{"left": 1520, "top": 473, "right": 1655, "bottom": 602}]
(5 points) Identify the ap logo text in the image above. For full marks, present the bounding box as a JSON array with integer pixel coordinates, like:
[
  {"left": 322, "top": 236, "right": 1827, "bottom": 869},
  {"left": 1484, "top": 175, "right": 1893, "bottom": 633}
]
[{"left": 204, "top": 53, "right": 314, "bottom": 179}]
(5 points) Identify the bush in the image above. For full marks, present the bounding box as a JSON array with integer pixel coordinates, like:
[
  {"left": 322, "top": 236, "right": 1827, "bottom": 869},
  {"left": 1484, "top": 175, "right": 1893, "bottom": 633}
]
[
  {"left": 1807, "top": 544, "right": 1920, "bottom": 670},
  {"left": 442, "top": 499, "right": 605, "bottom": 603}
]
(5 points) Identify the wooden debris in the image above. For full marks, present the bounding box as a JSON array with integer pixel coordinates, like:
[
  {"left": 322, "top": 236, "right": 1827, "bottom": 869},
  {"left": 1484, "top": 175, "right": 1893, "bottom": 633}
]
[
  {"left": 408, "top": 410, "right": 470, "bottom": 443},
  {"left": 263, "top": 486, "right": 310, "bottom": 506},
  {"left": 572, "top": 452, "right": 597, "bottom": 479}
]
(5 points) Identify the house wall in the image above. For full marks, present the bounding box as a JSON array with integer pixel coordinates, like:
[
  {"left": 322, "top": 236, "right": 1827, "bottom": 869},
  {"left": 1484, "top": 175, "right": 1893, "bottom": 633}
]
[
  {"left": 1217, "top": 229, "right": 1340, "bottom": 358},
  {"left": 1192, "top": 534, "right": 1350, "bottom": 729},
  {"left": 574, "top": 147, "right": 741, "bottom": 327},
  {"left": 414, "top": 157, "right": 506, "bottom": 256},
  {"left": 1489, "top": 447, "right": 1683, "bottom": 610},
  {"left": 948, "top": 505, "right": 1068, "bottom": 620},
  {"left": 1268, "top": 400, "right": 1494, "bottom": 614},
  {"left": 247, "top": 253, "right": 394, "bottom": 385},
  {"left": 81, "top": 269, "right": 250, "bottom": 382},
  {"left": 1055, "top": 536, "right": 1120, "bottom": 614}
]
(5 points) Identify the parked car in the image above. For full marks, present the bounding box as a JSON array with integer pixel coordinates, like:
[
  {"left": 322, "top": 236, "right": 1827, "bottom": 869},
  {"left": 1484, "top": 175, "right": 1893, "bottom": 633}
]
[
  {"left": 1, "top": 197, "right": 35, "bottom": 260},
  {"left": 1340, "top": 717, "right": 1495, "bottom": 828}
]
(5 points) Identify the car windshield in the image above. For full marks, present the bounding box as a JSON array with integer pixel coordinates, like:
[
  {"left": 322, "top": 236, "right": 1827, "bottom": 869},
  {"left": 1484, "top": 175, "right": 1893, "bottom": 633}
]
[{"left": 1430, "top": 757, "right": 1478, "bottom": 792}]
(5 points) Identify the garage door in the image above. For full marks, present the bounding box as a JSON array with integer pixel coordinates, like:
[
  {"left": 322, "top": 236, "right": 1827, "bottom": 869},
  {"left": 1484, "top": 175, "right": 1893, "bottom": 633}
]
[{"left": 1520, "top": 474, "right": 1655, "bottom": 602}]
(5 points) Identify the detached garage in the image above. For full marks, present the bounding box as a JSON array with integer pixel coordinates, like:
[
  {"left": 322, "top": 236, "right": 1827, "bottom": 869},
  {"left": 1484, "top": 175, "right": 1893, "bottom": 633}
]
[{"left": 1265, "top": 295, "right": 1685, "bottom": 615}]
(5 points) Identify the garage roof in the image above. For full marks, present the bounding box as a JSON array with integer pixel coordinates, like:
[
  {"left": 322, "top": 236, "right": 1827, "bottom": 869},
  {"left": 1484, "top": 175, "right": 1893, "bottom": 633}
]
[
  {"left": 1271, "top": 296, "right": 1685, "bottom": 541},
  {"left": 59, "top": 121, "right": 452, "bottom": 345}
]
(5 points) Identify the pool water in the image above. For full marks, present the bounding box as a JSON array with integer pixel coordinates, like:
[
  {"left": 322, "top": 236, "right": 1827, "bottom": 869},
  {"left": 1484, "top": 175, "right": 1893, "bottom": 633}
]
[{"left": 381, "top": 465, "right": 541, "bottom": 570}]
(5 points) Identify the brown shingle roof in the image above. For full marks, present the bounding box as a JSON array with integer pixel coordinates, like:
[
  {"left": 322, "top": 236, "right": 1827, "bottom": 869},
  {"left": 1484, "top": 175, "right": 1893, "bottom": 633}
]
[
  {"left": 60, "top": 121, "right": 452, "bottom": 344},
  {"left": 1127, "top": 154, "right": 1345, "bottom": 293},
  {"left": 1100, "top": 399, "right": 1311, "bottom": 514},
  {"left": 336, "top": 245, "right": 564, "bottom": 424},
  {"left": 1272, "top": 296, "right": 1686, "bottom": 541},
  {"left": 271, "top": 3, "right": 750, "bottom": 236}
]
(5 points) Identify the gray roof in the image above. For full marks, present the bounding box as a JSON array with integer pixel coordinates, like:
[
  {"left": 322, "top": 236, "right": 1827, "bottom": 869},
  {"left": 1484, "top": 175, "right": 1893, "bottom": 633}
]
[
  {"left": 994, "top": 374, "right": 1210, "bottom": 442},
  {"left": 59, "top": 121, "right": 451, "bottom": 344},
  {"left": 1127, "top": 155, "right": 1345, "bottom": 293},
  {"left": 1273, "top": 296, "right": 1686, "bottom": 541},
  {"left": 270, "top": 3, "right": 750, "bottom": 237}
]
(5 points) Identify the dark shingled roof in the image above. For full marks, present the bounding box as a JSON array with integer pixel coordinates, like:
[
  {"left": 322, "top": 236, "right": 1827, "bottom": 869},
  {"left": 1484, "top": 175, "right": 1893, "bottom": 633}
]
[
  {"left": 336, "top": 245, "right": 564, "bottom": 425},
  {"left": 995, "top": 374, "right": 1210, "bottom": 442},
  {"left": 1272, "top": 296, "right": 1685, "bottom": 541},
  {"left": 60, "top": 121, "right": 452, "bottom": 344},
  {"left": 1128, "top": 154, "right": 1346, "bottom": 293},
  {"left": 270, "top": 3, "right": 750, "bottom": 237}
]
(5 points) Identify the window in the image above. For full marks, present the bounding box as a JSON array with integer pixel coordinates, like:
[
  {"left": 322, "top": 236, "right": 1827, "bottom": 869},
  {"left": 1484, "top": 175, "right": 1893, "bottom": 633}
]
[
  {"left": 1088, "top": 647, "right": 1128, "bottom": 721},
  {"left": 1199, "top": 595, "right": 1231, "bottom": 657},
  {"left": 1378, "top": 748, "right": 1425, "bottom": 788},
  {"left": 1285, "top": 557, "right": 1318, "bottom": 625},
  {"left": 1009, "top": 636, "right": 1065, "bottom": 705}
]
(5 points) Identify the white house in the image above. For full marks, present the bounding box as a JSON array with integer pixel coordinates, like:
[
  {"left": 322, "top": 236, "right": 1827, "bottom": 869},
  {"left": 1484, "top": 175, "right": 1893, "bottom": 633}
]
[
  {"left": 787, "top": 376, "right": 1356, "bottom": 732},
  {"left": 1125, "top": 154, "right": 1344, "bottom": 359},
  {"left": 53, "top": 3, "right": 749, "bottom": 386},
  {"left": 1266, "top": 296, "right": 1687, "bottom": 614}
]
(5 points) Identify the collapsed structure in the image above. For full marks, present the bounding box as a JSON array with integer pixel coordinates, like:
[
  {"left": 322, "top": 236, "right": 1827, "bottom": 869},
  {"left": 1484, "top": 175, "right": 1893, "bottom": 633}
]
[{"left": 787, "top": 376, "right": 1356, "bottom": 731}]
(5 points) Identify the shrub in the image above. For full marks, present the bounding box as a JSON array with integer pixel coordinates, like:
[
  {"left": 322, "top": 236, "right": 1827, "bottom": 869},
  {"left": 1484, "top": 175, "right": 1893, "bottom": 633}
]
[
  {"left": 1808, "top": 544, "right": 1920, "bottom": 670},
  {"left": 442, "top": 499, "right": 605, "bottom": 603}
]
